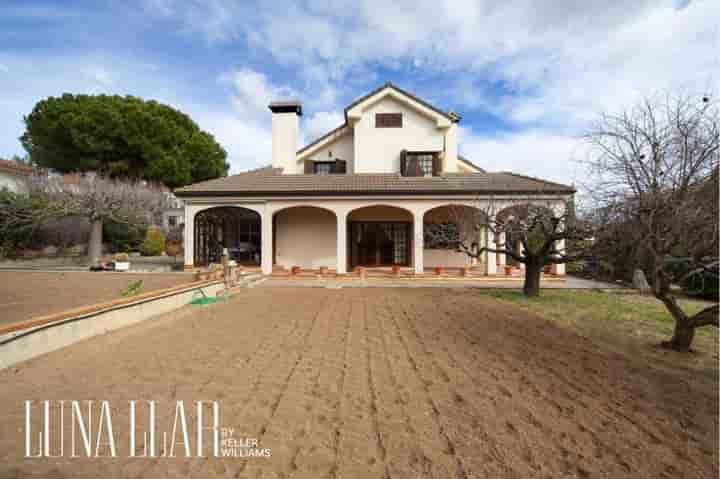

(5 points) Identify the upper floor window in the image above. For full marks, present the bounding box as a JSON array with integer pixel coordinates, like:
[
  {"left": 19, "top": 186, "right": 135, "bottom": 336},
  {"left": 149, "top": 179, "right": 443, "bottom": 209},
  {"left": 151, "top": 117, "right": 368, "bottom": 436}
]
[
  {"left": 375, "top": 113, "right": 402, "bottom": 128},
  {"left": 402, "top": 151, "right": 439, "bottom": 177},
  {"left": 305, "top": 159, "right": 347, "bottom": 175},
  {"left": 314, "top": 161, "right": 334, "bottom": 175}
]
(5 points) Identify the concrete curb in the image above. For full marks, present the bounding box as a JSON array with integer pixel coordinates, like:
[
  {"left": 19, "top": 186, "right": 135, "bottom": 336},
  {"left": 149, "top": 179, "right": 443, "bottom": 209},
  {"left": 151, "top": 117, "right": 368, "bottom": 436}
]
[{"left": 0, "top": 279, "right": 226, "bottom": 370}]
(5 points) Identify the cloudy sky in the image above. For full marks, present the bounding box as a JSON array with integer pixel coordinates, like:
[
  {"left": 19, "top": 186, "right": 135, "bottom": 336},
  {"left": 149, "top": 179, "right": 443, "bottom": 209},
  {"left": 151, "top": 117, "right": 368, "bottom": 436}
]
[{"left": 1, "top": 0, "right": 717, "bottom": 184}]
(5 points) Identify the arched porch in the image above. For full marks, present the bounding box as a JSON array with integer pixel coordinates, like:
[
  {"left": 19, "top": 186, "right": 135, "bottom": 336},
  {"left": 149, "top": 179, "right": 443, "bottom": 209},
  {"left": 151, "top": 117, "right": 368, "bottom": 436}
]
[
  {"left": 272, "top": 206, "right": 338, "bottom": 270},
  {"left": 193, "top": 206, "right": 261, "bottom": 267},
  {"left": 346, "top": 205, "right": 414, "bottom": 270}
]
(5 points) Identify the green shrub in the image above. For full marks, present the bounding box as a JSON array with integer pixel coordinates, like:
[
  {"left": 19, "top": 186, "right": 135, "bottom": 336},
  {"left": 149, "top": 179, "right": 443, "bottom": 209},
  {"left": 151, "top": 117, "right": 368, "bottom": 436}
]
[
  {"left": 0, "top": 189, "right": 47, "bottom": 257},
  {"left": 104, "top": 220, "right": 147, "bottom": 253},
  {"left": 141, "top": 228, "right": 166, "bottom": 256}
]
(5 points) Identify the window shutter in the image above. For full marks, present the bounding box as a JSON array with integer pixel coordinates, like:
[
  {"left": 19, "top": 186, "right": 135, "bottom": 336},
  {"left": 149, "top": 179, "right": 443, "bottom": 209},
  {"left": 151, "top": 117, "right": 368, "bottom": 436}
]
[
  {"left": 375, "top": 113, "right": 402, "bottom": 128},
  {"left": 334, "top": 159, "right": 347, "bottom": 174},
  {"left": 304, "top": 160, "right": 313, "bottom": 174},
  {"left": 432, "top": 154, "right": 441, "bottom": 176},
  {"left": 400, "top": 150, "right": 407, "bottom": 176}
]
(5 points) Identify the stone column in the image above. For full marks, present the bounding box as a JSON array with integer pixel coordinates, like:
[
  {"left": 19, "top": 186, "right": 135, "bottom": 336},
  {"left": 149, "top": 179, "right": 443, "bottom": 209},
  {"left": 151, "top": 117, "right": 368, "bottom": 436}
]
[
  {"left": 486, "top": 226, "right": 497, "bottom": 275},
  {"left": 413, "top": 211, "right": 424, "bottom": 275},
  {"left": 336, "top": 211, "right": 347, "bottom": 275},
  {"left": 261, "top": 210, "right": 274, "bottom": 275},
  {"left": 183, "top": 206, "right": 194, "bottom": 270},
  {"left": 498, "top": 232, "right": 507, "bottom": 266},
  {"left": 553, "top": 239, "right": 566, "bottom": 275}
]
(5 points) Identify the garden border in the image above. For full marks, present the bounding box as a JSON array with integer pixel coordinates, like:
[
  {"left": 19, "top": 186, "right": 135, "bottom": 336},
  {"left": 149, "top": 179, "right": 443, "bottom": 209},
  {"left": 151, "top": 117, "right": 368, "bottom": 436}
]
[{"left": 0, "top": 279, "right": 225, "bottom": 370}]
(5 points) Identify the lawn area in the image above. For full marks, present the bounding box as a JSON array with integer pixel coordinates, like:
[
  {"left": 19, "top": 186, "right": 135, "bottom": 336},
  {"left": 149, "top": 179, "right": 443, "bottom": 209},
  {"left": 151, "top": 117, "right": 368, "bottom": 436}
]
[{"left": 479, "top": 289, "right": 719, "bottom": 374}]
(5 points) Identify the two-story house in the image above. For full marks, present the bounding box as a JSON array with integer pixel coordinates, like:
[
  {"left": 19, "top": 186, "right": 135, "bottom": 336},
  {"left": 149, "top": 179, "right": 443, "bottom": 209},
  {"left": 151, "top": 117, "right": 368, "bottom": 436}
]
[{"left": 175, "top": 82, "right": 574, "bottom": 276}]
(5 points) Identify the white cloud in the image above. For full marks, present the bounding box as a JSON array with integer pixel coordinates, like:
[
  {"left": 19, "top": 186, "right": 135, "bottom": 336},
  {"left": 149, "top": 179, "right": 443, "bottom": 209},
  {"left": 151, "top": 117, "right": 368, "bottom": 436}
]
[
  {"left": 225, "top": 68, "right": 298, "bottom": 117},
  {"left": 144, "top": 0, "right": 719, "bottom": 184},
  {"left": 3, "top": 0, "right": 719, "bottom": 184},
  {"left": 302, "top": 111, "right": 343, "bottom": 145},
  {"left": 0, "top": 54, "right": 276, "bottom": 173},
  {"left": 459, "top": 127, "right": 587, "bottom": 186}
]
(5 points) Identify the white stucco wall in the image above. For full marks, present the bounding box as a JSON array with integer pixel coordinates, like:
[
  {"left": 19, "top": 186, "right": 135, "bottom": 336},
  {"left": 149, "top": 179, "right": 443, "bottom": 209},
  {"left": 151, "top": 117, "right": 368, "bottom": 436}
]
[
  {"left": 424, "top": 249, "right": 472, "bottom": 268},
  {"left": 353, "top": 96, "right": 445, "bottom": 173},
  {"left": 0, "top": 171, "right": 28, "bottom": 194},
  {"left": 272, "top": 111, "right": 300, "bottom": 173},
  {"left": 305, "top": 130, "right": 355, "bottom": 173},
  {"left": 275, "top": 207, "right": 337, "bottom": 268},
  {"left": 183, "top": 196, "right": 570, "bottom": 275}
]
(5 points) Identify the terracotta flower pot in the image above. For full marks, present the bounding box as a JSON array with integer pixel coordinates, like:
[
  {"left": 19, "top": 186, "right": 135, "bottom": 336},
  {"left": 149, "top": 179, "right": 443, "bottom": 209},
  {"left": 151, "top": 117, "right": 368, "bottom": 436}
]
[
  {"left": 434, "top": 266, "right": 444, "bottom": 275},
  {"left": 391, "top": 264, "right": 401, "bottom": 275},
  {"left": 291, "top": 265, "right": 301, "bottom": 275},
  {"left": 319, "top": 266, "right": 329, "bottom": 276},
  {"left": 504, "top": 265, "right": 513, "bottom": 275},
  {"left": 355, "top": 266, "right": 366, "bottom": 278}
]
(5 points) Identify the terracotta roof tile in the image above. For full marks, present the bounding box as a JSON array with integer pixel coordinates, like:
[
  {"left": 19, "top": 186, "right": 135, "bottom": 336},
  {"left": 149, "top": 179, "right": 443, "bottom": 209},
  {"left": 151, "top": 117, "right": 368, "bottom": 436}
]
[
  {"left": 175, "top": 167, "right": 574, "bottom": 197},
  {"left": 0, "top": 159, "right": 35, "bottom": 176}
]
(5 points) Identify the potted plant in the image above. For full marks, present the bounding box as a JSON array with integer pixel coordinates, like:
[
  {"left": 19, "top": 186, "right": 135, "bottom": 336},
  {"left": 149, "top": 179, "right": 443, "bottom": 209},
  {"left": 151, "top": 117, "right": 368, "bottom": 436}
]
[
  {"left": 319, "top": 266, "right": 329, "bottom": 276},
  {"left": 355, "top": 266, "right": 366, "bottom": 279},
  {"left": 391, "top": 264, "right": 401, "bottom": 275},
  {"left": 114, "top": 252, "right": 130, "bottom": 271},
  {"left": 434, "top": 266, "right": 444, "bottom": 275},
  {"left": 291, "top": 265, "right": 301, "bottom": 275},
  {"left": 504, "top": 265, "right": 513, "bottom": 275}
]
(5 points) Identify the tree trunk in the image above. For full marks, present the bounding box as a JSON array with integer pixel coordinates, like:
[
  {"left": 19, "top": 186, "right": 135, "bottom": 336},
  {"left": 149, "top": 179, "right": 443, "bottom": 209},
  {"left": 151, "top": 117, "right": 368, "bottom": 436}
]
[
  {"left": 663, "top": 304, "right": 719, "bottom": 351},
  {"left": 523, "top": 262, "right": 542, "bottom": 297},
  {"left": 665, "top": 318, "right": 696, "bottom": 351},
  {"left": 88, "top": 219, "right": 103, "bottom": 265}
]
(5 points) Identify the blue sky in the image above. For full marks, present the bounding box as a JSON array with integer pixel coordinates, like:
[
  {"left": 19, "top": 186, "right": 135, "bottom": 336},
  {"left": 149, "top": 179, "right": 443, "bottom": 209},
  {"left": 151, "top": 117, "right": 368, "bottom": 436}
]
[{"left": 1, "top": 0, "right": 717, "bottom": 184}]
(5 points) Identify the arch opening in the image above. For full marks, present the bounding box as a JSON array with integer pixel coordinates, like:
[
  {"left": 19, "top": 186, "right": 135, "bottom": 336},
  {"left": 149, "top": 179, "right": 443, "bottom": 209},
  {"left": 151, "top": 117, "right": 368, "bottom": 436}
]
[
  {"left": 422, "top": 204, "right": 487, "bottom": 269},
  {"left": 193, "top": 206, "right": 261, "bottom": 266},
  {"left": 347, "top": 205, "right": 413, "bottom": 268},
  {"left": 273, "top": 206, "right": 338, "bottom": 270}
]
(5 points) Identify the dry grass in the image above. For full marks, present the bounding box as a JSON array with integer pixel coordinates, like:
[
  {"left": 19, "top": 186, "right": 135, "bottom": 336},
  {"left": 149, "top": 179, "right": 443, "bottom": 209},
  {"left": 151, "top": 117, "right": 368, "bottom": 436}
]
[{"left": 479, "top": 289, "right": 719, "bottom": 375}]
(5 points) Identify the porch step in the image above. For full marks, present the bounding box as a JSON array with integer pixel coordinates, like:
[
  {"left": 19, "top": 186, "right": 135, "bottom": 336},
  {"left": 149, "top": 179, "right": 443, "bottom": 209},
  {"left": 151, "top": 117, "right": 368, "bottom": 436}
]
[{"left": 237, "top": 272, "right": 266, "bottom": 288}]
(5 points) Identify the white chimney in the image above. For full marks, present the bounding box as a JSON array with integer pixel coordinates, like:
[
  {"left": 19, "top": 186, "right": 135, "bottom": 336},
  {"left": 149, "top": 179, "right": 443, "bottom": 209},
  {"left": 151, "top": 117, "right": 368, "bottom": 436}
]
[{"left": 269, "top": 100, "right": 302, "bottom": 173}]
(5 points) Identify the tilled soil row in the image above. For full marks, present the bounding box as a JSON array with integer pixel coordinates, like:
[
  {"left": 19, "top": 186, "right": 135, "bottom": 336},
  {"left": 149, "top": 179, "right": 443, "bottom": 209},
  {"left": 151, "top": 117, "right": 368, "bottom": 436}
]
[{"left": 0, "top": 287, "right": 716, "bottom": 478}]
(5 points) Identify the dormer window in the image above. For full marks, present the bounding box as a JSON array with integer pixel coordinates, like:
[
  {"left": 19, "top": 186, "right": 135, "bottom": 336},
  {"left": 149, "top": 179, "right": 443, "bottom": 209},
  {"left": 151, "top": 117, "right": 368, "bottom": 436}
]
[
  {"left": 304, "top": 159, "right": 348, "bottom": 175},
  {"left": 376, "top": 113, "right": 402, "bottom": 128},
  {"left": 314, "top": 162, "right": 334, "bottom": 175}
]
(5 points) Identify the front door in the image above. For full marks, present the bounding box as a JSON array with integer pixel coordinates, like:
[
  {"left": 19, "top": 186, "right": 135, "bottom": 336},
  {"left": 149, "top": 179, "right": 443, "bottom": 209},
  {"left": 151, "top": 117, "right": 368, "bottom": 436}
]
[{"left": 349, "top": 222, "right": 410, "bottom": 268}]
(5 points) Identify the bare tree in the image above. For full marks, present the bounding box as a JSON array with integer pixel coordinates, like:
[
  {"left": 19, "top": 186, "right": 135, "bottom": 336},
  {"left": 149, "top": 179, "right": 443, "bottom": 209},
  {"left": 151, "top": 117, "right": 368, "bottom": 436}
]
[
  {"left": 584, "top": 92, "right": 719, "bottom": 351},
  {"left": 30, "top": 173, "right": 167, "bottom": 264},
  {"left": 427, "top": 198, "right": 591, "bottom": 297}
]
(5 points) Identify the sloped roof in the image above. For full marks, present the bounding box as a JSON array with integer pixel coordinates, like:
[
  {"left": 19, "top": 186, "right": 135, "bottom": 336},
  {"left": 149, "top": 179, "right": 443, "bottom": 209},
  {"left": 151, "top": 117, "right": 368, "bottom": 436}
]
[
  {"left": 457, "top": 155, "right": 485, "bottom": 173},
  {"left": 0, "top": 159, "right": 35, "bottom": 176},
  {"left": 175, "top": 167, "right": 574, "bottom": 197},
  {"left": 298, "top": 82, "right": 456, "bottom": 156},
  {"left": 343, "top": 82, "right": 456, "bottom": 122}
]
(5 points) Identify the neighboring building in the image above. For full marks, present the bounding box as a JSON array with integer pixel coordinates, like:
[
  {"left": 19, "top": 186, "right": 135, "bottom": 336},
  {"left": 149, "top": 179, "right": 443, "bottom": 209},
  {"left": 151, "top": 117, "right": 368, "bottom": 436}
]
[
  {"left": 175, "top": 82, "right": 575, "bottom": 275},
  {"left": 0, "top": 159, "right": 34, "bottom": 194},
  {"left": 160, "top": 192, "right": 184, "bottom": 231}
]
